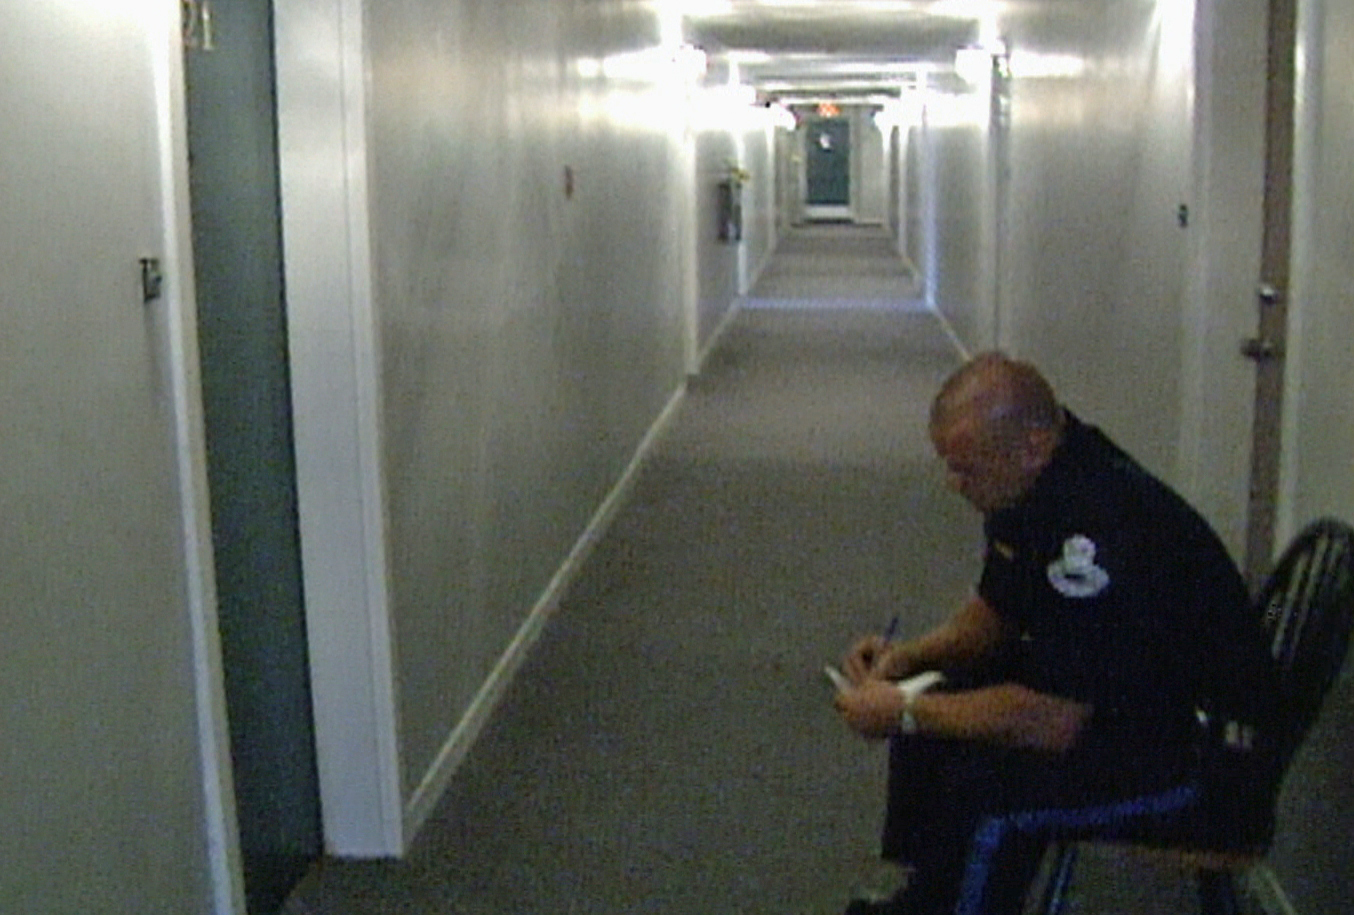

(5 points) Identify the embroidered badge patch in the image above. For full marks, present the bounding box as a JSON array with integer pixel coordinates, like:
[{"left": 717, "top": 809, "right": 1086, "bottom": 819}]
[{"left": 1047, "top": 535, "right": 1110, "bottom": 598}]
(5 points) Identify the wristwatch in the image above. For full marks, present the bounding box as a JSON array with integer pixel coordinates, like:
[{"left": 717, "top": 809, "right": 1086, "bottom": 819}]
[{"left": 894, "top": 670, "right": 945, "bottom": 735}]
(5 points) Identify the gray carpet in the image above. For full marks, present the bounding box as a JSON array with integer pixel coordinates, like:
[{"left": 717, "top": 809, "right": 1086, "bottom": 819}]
[
  {"left": 285, "top": 227, "right": 1222, "bottom": 914},
  {"left": 745, "top": 224, "right": 918, "bottom": 306}
]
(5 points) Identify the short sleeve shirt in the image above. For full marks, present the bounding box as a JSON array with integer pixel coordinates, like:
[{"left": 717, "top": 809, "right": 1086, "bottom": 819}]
[{"left": 977, "top": 413, "right": 1275, "bottom": 755}]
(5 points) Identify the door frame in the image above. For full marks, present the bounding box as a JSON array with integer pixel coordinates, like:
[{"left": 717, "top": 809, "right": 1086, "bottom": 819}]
[
  {"left": 273, "top": 0, "right": 407, "bottom": 857},
  {"left": 1242, "top": 0, "right": 1299, "bottom": 588},
  {"left": 152, "top": 3, "right": 247, "bottom": 913}
]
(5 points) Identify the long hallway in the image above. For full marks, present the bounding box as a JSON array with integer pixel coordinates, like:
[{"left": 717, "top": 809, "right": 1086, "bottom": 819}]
[
  {"left": 284, "top": 227, "right": 973, "bottom": 913},
  {"left": 285, "top": 229, "right": 1216, "bottom": 915},
  {"left": 9, "top": 3, "right": 1354, "bottom": 912}
]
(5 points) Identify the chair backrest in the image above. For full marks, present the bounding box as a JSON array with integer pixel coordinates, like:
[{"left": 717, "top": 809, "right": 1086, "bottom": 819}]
[{"left": 1256, "top": 518, "right": 1354, "bottom": 768}]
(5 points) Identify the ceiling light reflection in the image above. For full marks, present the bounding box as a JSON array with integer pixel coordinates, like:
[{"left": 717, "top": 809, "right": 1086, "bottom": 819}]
[
  {"left": 1007, "top": 51, "right": 1086, "bottom": 80},
  {"left": 873, "top": 95, "right": 925, "bottom": 133},
  {"left": 954, "top": 46, "right": 993, "bottom": 86},
  {"left": 926, "top": 0, "right": 1007, "bottom": 19},
  {"left": 578, "top": 43, "right": 707, "bottom": 85}
]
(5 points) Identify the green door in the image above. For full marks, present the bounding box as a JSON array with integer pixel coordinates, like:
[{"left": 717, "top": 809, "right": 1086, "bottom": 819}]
[
  {"left": 184, "top": 3, "right": 322, "bottom": 911},
  {"left": 805, "top": 117, "right": 852, "bottom": 217}
]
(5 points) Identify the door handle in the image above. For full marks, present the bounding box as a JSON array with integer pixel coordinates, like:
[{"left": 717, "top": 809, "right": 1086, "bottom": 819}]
[
  {"left": 140, "top": 257, "right": 164, "bottom": 303},
  {"left": 1240, "top": 336, "right": 1281, "bottom": 362}
]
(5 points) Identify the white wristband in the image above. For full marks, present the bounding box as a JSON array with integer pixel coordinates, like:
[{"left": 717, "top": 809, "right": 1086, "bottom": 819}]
[{"left": 896, "top": 671, "right": 945, "bottom": 734}]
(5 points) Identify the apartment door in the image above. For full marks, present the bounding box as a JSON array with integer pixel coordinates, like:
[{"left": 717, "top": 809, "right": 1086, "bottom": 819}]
[
  {"left": 183, "top": 2, "right": 322, "bottom": 912},
  {"left": 804, "top": 116, "right": 852, "bottom": 221}
]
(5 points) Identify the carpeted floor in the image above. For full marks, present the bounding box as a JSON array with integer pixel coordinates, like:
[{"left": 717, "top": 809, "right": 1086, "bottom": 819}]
[
  {"left": 284, "top": 225, "right": 1223, "bottom": 915},
  {"left": 743, "top": 223, "right": 919, "bottom": 306}
]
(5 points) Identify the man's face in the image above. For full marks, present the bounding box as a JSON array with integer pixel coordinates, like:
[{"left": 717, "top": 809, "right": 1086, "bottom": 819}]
[{"left": 930, "top": 415, "right": 1038, "bottom": 514}]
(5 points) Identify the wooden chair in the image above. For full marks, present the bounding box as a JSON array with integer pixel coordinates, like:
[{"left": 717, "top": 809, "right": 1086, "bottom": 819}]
[{"left": 1036, "top": 518, "right": 1354, "bottom": 915}]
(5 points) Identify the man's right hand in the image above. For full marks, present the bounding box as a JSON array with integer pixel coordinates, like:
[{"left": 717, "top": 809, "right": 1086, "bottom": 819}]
[{"left": 844, "top": 635, "right": 905, "bottom": 683}]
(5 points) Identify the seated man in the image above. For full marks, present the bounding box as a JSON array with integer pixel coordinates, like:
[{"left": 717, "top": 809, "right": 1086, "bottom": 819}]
[{"left": 833, "top": 352, "right": 1280, "bottom": 915}]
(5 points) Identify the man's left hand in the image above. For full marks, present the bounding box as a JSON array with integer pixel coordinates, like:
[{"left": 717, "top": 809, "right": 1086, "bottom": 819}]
[{"left": 833, "top": 679, "right": 906, "bottom": 739}]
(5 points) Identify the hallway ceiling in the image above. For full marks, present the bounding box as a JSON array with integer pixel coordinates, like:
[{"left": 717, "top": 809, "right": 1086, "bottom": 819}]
[{"left": 677, "top": 0, "right": 1120, "bottom": 100}]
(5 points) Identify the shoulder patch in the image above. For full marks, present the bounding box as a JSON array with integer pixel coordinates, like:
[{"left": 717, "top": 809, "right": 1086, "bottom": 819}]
[{"left": 1047, "top": 535, "right": 1110, "bottom": 598}]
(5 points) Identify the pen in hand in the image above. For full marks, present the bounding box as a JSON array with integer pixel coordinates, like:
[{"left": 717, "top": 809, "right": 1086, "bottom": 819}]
[
  {"left": 830, "top": 614, "right": 903, "bottom": 692},
  {"left": 860, "top": 615, "right": 900, "bottom": 680},
  {"left": 876, "top": 614, "right": 900, "bottom": 672},
  {"left": 866, "top": 614, "right": 899, "bottom": 679}
]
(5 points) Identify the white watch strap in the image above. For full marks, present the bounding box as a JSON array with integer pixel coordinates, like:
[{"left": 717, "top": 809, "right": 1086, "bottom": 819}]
[
  {"left": 897, "top": 670, "right": 945, "bottom": 702},
  {"left": 896, "top": 670, "right": 944, "bottom": 734}
]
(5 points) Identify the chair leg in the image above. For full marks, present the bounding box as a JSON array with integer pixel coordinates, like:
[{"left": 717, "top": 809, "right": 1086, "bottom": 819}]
[
  {"left": 1197, "top": 869, "right": 1242, "bottom": 915},
  {"left": 1037, "top": 843, "right": 1078, "bottom": 915}
]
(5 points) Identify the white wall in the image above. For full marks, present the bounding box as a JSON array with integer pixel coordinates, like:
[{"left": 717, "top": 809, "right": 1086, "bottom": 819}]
[
  {"left": 1267, "top": 1, "right": 1354, "bottom": 910},
  {"left": 366, "top": 0, "right": 693, "bottom": 804},
  {"left": 1178, "top": 0, "right": 1269, "bottom": 555},
  {"left": 851, "top": 106, "right": 889, "bottom": 225},
  {"left": 276, "top": 0, "right": 747, "bottom": 855},
  {"left": 995, "top": 2, "right": 1195, "bottom": 485},
  {"left": 774, "top": 127, "right": 798, "bottom": 237},
  {"left": 1281, "top": 0, "right": 1354, "bottom": 538},
  {"left": 739, "top": 123, "right": 779, "bottom": 294},
  {"left": 927, "top": 90, "right": 997, "bottom": 350},
  {"left": 886, "top": 126, "right": 901, "bottom": 245},
  {"left": 902, "top": 125, "right": 927, "bottom": 275},
  {"left": 0, "top": 4, "right": 235, "bottom": 913},
  {"left": 885, "top": 124, "right": 919, "bottom": 268},
  {"left": 694, "top": 125, "right": 742, "bottom": 350}
]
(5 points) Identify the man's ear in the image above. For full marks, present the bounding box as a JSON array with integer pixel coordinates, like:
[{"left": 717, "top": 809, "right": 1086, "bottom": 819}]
[{"left": 1021, "top": 426, "right": 1058, "bottom": 472}]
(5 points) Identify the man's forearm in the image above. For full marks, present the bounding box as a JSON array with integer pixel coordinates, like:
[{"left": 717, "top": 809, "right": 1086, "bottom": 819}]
[{"left": 909, "top": 684, "right": 1090, "bottom": 752}]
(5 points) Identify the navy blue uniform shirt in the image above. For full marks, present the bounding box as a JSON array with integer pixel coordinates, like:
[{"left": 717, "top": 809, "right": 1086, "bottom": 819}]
[{"left": 978, "top": 412, "right": 1278, "bottom": 770}]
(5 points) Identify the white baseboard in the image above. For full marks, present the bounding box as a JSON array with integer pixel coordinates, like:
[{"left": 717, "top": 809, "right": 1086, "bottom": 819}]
[
  {"left": 401, "top": 382, "right": 688, "bottom": 840},
  {"left": 932, "top": 306, "right": 972, "bottom": 361},
  {"left": 692, "top": 297, "right": 745, "bottom": 379}
]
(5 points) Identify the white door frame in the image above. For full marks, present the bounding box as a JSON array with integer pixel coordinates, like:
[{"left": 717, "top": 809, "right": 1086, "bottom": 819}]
[
  {"left": 1241, "top": 0, "right": 1300, "bottom": 587},
  {"left": 273, "top": 0, "right": 407, "bottom": 857},
  {"left": 151, "top": 2, "right": 247, "bottom": 912}
]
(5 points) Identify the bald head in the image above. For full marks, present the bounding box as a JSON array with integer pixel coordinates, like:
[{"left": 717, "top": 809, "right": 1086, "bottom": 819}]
[
  {"left": 928, "top": 352, "right": 1064, "bottom": 513},
  {"left": 930, "top": 351, "right": 1062, "bottom": 445}
]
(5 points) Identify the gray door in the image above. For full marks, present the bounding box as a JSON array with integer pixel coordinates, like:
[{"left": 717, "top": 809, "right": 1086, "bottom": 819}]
[{"left": 184, "top": 2, "right": 322, "bottom": 911}]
